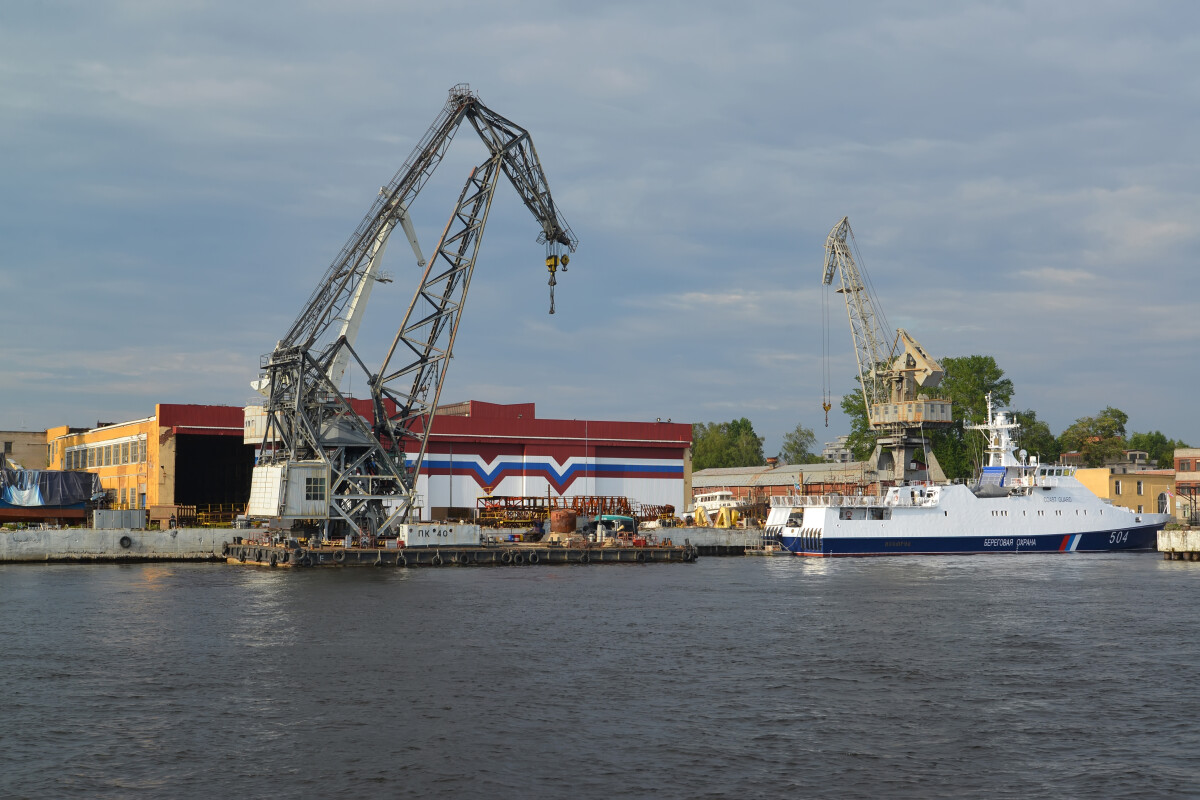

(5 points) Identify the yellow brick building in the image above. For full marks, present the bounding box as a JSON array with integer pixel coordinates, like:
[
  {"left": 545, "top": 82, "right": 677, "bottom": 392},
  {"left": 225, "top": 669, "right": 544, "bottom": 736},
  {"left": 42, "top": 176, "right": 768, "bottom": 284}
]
[
  {"left": 45, "top": 404, "right": 251, "bottom": 512},
  {"left": 1076, "top": 468, "right": 1175, "bottom": 517}
]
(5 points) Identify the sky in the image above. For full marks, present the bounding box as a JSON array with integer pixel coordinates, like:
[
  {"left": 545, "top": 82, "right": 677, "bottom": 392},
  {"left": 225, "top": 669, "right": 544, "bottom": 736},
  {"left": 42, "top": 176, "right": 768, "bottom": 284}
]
[{"left": 2, "top": 1, "right": 1198, "bottom": 457}]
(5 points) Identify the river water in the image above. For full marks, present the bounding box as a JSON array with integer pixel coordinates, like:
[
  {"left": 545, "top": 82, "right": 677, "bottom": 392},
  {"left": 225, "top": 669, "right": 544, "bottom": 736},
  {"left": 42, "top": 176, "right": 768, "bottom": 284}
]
[{"left": 2, "top": 554, "right": 1199, "bottom": 799}]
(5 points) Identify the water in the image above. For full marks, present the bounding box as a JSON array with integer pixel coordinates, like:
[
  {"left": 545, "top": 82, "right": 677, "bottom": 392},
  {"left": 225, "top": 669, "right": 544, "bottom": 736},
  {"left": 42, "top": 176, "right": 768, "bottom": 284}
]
[{"left": 2, "top": 554, "right": 1200, "bottom": 799}]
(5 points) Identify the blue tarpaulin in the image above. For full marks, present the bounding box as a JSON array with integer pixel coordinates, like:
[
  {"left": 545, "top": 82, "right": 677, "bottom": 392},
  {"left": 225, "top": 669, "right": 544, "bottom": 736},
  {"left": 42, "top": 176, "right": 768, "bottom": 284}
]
[{"left": 0, "top": 468, "right": 102, "bottom": 508}]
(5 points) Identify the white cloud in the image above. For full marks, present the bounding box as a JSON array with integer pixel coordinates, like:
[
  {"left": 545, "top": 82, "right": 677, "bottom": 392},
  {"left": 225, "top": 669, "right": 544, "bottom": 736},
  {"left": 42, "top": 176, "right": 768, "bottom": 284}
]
[{"left": 1, "top": 0, "right": 1198, "bottom": 452}]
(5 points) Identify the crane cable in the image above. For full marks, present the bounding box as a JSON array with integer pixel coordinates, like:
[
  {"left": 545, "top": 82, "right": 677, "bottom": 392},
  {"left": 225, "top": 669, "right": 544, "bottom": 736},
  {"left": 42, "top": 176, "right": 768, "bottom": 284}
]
[{"left": 821, "top": 280, "right": 831, "bottom": 427}]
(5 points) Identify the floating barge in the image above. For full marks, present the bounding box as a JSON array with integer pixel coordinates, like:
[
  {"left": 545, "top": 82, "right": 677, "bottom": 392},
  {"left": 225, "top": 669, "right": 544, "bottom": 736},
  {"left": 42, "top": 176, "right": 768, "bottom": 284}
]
[{"left": 224, "top": 542, "right": 698, "bottom": 568}]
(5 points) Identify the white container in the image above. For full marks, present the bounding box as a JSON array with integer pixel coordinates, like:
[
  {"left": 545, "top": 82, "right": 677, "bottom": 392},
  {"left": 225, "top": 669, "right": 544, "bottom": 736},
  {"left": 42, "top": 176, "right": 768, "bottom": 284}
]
[{"left": 397, "top": 523, "right": 481, "bottom": 547}]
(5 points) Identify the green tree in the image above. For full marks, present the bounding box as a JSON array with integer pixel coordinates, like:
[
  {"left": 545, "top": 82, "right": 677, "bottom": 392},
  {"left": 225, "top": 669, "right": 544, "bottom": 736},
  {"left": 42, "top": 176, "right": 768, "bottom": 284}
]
[
  {"left": 691, "top": 417, "right": 766, "bottom": 471},
  {"left": 926, "top": 355, "right": 1015, "bottom": 480},
  {"left": 933, "top": 355, "right": 1014, "bottom": 425},
  {"left": 1013, "top": 409, "right": 1061, "bottom": 465},
  {"left": 1128, "top": 430, "right": 1190, "bottom": 468},
  {"left": 778, "top": 423, "right": 823, "bottom": 465},
  {"left": 839, "top": 389, "right": 875, "bottom": 461},
  {"left": 1059, "top": 407, "right": 1128, "bottom": 467}
]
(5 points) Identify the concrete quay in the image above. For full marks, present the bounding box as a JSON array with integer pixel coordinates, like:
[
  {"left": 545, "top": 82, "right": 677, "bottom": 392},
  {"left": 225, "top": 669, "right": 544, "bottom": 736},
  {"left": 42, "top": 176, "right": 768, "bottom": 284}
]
[
  {"left": 0, "top": 528, "right": 236, "bottom": 563},
  {"left": 1158, "top": 529, "right": 1200, "bottom": 561},
  {"left": 666, "top": 527, "right": 762, "bottom": 555}
]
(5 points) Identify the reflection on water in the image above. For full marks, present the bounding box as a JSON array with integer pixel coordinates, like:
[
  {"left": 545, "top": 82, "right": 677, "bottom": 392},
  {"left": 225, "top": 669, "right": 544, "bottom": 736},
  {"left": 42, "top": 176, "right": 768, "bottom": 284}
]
[{"left": 2, "top": 556, "right": 1200, "bottom": 799}]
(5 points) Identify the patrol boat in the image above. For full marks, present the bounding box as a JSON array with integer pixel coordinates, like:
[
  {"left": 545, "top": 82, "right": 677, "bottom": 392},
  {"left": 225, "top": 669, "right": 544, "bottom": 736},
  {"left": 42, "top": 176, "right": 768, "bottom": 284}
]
[{"left": 765, "top": 397, "right": 1170, "bottom": 556}]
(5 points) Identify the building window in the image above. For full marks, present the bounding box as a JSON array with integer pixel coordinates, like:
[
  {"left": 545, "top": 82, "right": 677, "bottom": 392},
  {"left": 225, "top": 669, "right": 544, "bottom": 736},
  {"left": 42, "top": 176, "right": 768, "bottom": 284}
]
[
  {"left": 1137, "top": 480, "right": 1144, "bottom": 496},
  {"left": 305, "top": 476, "right": 326, "bottom": 502},
  {"left": 139, "top": 440, "right": 147, "bottom": 463},
  {"left": 1114, "top": 480, "right": 1122, "bottom": 496},
  {"left": 1137, "top": 504, "right": 1143, "bottom": 513},
  {"left": 1159, "top": 493, "right": 1170, "bottom": 514},
  {"left": 2, "top": 441, "right": 11, "bottom": 454},
  {"left": 87, "top": 448, "right": 95, "bottom": 468},
  {"left": 122, "top": 443, "right": 130, "bottom": 465}
]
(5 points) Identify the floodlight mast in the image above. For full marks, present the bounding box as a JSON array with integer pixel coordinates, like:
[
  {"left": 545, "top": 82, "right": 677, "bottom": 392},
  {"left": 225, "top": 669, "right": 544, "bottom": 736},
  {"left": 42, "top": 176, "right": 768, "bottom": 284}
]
[{"left": 249, "top": 85, "right": 577, "bottom": 540}]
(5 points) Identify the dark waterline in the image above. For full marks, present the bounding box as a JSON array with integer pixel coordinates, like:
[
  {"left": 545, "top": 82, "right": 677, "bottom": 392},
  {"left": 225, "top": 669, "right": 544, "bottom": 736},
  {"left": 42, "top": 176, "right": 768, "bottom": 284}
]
[{"left": 3, "top": 555, "right": 1199, "bottom": 799}]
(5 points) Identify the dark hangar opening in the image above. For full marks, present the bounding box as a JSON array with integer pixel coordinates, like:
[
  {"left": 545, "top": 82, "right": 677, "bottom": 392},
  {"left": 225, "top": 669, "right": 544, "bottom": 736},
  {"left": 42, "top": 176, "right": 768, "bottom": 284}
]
[{"left": 173, "top": 434, "right": 255, "bottom": 506}]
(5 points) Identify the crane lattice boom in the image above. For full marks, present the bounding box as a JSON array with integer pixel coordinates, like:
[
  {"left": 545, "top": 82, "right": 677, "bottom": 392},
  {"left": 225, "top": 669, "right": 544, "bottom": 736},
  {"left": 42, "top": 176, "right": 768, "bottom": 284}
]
[{"left": 248, "top": 85, "right": 577, "bottom": 538}]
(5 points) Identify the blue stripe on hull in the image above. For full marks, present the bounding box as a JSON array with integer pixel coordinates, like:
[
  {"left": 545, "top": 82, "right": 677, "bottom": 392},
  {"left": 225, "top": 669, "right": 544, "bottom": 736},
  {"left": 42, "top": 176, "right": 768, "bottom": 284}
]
[{"left": 781, "top": 525, "right": 1161, "bottom": 557}]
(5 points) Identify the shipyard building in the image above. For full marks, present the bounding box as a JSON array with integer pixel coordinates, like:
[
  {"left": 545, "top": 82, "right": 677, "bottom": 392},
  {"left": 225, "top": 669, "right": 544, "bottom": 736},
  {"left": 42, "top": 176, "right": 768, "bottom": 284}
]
[{"left": 41, "top": 400, "right": 692, "bottom": 522}]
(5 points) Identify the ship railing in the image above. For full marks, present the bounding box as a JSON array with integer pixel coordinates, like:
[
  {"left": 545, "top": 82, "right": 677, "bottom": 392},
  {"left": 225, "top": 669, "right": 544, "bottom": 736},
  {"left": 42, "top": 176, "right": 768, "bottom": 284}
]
[
  {"left": 769, "top": 494, "right": 876, "bottom": 508},
  {"left": 768, "top": 493, "right": 942, "bottom": 509},
  {"left": 883, "top": 493, "right": 942, "bottom": 508}
]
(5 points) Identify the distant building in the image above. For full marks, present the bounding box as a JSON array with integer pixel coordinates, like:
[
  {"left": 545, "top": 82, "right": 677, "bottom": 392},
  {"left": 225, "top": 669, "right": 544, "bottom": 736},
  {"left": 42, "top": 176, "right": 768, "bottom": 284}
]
[
  {"left": 1076, "top": 467, "right": 1176, "bottom": 518},
  {"left": 822, "top": 435, "right": 854, "bottom": 463},
  {"left": 691, "top": 461, "right": 875, "bottom": 508},
  {"left": 1, "top": 430, "right": 50, "bottom": 470},
  {"left": 1175, "top": 448, "right": 1200, "bottom": 524},
  {"left": 1061, "top": 449, "right": 1151, "bottom": 472}
]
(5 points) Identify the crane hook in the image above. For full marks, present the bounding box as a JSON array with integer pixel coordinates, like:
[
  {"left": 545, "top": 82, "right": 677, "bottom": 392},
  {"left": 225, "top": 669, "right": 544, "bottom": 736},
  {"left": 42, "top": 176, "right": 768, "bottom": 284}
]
[
  {"left": 823, "top": 400, "right": 832, "bottom": 428},
  {"left": 546, "top": 252, "right": 559, "bottom": 315}
]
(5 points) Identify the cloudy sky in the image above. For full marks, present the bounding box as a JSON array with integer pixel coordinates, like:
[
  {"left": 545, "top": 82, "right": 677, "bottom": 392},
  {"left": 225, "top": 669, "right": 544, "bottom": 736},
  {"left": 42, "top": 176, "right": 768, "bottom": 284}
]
[{"left": 2, "top": 1, "right": 1198, "bottom": 455}]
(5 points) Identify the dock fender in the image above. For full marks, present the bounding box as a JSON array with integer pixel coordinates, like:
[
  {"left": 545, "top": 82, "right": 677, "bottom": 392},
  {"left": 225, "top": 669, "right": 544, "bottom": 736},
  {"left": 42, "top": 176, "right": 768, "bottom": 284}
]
[
  {"left": 119, "top": 535, "right": 132, "bottom": 549},
  {"left": 268, "top": 552, "right": 278, "bottom": 567},
  {"left": 333, "top": 550, "right": 346, "bottom": 564},
  {"left": 528, "top": 551, "right": 540, "bottom": 565},
  {"left": 298, "top": 555, "right": 313, "bottom": 568},
  {"left": 512, "top": 551, "right": 526, "bottom": 566},
  {"left": 294, "top": 548, "right": 307, "bottom": 562},
  {"left": 473, "top": 550, "right": 484, "bottom": 564},
  {"left": 579, "top": 551, "right": 590, "bottom": 564},
  {"left": 636, "top": 551, "right": 647, "bottom": 563},
  {"left": 395, "top": 553, "right": 407, "bottom": 567},
  {"left": 431, "top": 552, "right": 443, "bottom": 567},
  {"left": 501, "top": 550, "right": 513, "bottom": 565}
]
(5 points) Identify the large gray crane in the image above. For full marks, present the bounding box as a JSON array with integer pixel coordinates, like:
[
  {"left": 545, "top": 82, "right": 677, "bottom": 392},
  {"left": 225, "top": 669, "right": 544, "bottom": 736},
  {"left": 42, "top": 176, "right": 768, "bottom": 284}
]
[
  {"left": 246, "top": 84, "right": 577, "bottom": 540},
  {"left": 821, "top": 216, "right": 951, "bottom": 484}
]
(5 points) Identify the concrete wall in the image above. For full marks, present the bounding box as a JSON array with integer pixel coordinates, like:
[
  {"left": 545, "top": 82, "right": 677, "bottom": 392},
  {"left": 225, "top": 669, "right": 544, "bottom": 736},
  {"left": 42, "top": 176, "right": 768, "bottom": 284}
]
[
  {"left": 670, "top": 528, "right": 761, "bottom": 548},
  {"left": 0, "top": 527, "right": 236, "bottom": 562},
  {"left": 1158, "top": 529, "right": 1200, "bottom": 553}
]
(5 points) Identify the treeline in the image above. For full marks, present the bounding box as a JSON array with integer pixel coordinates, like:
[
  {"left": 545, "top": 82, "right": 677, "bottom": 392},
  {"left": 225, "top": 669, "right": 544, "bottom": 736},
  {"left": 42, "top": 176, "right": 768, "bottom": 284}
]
[
  {"left": 692, "top": 355, "right": 1189, "bottom": 479},
  {"left": 692, "top": 419, "right": 824, "bottom": 471}
]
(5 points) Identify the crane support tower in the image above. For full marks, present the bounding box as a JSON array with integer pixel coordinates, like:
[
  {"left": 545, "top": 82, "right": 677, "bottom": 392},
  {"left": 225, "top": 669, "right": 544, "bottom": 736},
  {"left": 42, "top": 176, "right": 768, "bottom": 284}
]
[
  {"left": 822, "top": 216, "right": 952, "bottom": 485},
  {"left": 246, "top": 84, "right": 577, "bottom": 541}
]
